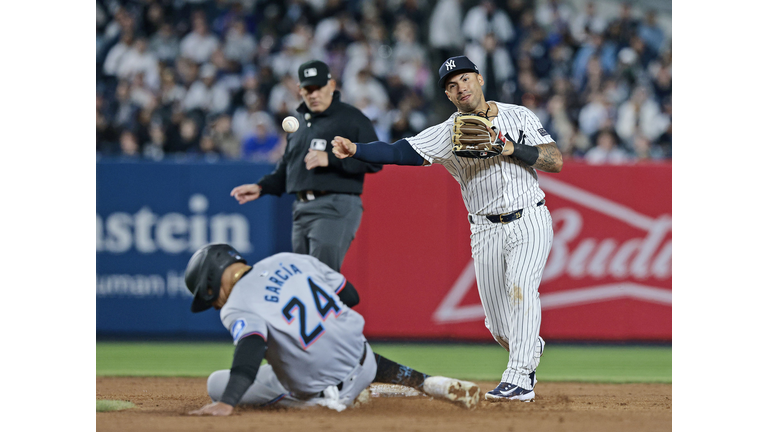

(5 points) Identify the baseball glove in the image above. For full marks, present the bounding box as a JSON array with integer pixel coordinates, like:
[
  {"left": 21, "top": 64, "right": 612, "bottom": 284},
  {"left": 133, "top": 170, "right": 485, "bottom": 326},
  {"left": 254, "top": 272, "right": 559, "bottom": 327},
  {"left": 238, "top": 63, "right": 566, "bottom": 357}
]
[{"left": 451, "top": 114, "right": 506, "bottom": 159}]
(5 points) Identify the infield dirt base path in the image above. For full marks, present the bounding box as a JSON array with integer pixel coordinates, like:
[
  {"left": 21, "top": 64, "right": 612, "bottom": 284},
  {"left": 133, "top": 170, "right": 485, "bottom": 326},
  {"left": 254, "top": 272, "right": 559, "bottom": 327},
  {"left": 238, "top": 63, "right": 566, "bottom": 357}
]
[{"left": 96, "top": 377, "right": 671, "bottom": 432}]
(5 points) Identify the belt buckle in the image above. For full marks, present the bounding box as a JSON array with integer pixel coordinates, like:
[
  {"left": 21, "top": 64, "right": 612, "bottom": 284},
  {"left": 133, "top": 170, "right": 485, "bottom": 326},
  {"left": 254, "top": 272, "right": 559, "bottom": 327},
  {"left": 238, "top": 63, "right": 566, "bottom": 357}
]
[{"left": 497, "top": 212, "right": 512, "bottom": 224}]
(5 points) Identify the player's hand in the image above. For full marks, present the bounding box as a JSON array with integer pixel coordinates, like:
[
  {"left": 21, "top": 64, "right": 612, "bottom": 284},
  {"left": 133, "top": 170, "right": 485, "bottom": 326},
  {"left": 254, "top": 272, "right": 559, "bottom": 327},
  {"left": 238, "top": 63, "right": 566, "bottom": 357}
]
[
  {"left": 188, "top": 401, "right": 234, "bottom": 416},
  {"left": 230, "top": 184, "right": 262, "bottom": 204},
  {"left": 304, "top": 149, "right": 329, "bottom": 170},
  {"left": 331, "top": 136, "right": 356, "bottom": 159}
]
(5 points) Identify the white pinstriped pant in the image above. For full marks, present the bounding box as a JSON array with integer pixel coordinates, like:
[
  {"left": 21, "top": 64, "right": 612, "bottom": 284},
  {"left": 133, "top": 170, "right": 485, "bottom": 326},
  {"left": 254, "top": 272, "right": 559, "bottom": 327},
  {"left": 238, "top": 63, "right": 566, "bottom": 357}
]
[{"left": 469, "top": 204, "right": 553, "bottom": 389}]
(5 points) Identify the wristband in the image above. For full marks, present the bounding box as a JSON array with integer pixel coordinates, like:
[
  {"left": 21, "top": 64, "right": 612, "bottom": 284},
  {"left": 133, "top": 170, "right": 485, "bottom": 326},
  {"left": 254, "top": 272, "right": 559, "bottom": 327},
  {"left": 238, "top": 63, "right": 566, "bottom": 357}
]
[{"left": 512, "top": 143, "right": 539, "bottom": 166}]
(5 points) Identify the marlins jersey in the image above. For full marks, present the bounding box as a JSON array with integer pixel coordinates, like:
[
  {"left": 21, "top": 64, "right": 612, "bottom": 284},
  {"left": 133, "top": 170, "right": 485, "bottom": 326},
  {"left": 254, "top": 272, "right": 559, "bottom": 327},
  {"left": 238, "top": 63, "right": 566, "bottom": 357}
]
[
  {"left": 405, "top": 103, "right": 555, "bottom": 215},
  {"left": 219, "top": 252, "right": 366, "bottom": 398}
]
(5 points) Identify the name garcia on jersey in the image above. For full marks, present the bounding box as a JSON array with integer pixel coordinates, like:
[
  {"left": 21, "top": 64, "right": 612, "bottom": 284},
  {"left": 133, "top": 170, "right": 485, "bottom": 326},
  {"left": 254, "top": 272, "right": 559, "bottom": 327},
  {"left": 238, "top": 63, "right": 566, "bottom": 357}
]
[{"left": 263, "top": 262, "right": 303, "bottom": 302}]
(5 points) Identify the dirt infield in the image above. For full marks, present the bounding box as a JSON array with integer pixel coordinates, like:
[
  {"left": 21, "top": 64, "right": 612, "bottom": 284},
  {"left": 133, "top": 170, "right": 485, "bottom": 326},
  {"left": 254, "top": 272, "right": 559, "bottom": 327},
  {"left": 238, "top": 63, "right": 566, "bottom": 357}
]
[{"left": 96, "top": 377, "right": 671, "bottom": 432}]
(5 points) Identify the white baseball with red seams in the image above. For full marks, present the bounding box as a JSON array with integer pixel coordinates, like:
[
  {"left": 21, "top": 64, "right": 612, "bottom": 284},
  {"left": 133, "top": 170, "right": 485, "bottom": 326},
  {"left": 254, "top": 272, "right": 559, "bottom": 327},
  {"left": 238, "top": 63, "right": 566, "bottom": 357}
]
[
  {"left": 406, "top": 101, "right": 554, "bottom": 392},
  {"left": 282, "top": 116, "right": 299, "bottom": 133}
]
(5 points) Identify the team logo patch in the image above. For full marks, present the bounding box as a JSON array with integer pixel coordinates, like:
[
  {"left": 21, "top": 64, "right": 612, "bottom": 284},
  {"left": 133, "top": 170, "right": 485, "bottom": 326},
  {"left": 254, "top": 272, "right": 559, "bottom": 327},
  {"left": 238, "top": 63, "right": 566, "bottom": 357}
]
[
  {"left": 310, "top": 139, "right": 327, "bottom": 151},
  {"left": 231, "top": 319, "right": 247, "bottom": 341},
  {"left": 445, "top": 59, "right": 456, "bottom": 70},
  {"left": 304, "top": 68, "right": 317, "bottom": 77},
  {"left": 537, "top": 128, "right": 550, "bottom": 137}
]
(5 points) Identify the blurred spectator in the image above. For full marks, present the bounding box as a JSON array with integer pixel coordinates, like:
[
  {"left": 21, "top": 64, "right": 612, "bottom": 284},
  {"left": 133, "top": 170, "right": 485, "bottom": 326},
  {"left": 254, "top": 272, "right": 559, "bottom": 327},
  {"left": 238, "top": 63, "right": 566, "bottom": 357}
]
[
  {"left": 210, "top": 114, "right": 241, "bottom": 159},
  {"left": 271, "top": 30, "right": 315, "bottom": 79},
  {"left": 462, "top": 0, "right": 515, "bottom": 46},
  {"left": 97, "top": 93, "right": 120, "bottom": 155},
  {"left": 143, "top": 122, "right": 167, "bottom": 161},
  {"left": 119, "top": 130, "right": 141, "bottom": 158},
  {"left": 657, "top": 96, "right": 672, "bottom": 158},
  {"left": 102, "top": 32, "right": 135, "bottom": 78},
  {"left": 180, "top": 12, "right": 220, "bottom": 64},
  {"left": 389, "top": 93, "right": 428, "bottom": 141},
  {"left": 267, "top": 73, "right": 301, "bottom": 117},
  {"left": 232, "top": 92, "right": 266, "bottom": 141},
  {"left": 182, "top": 63, "right": 231, "bottom": 114},
  {"left": 652, "top": 63, "right": 672, "bottom": 104},
  {"left": 534, "top": 0, "right": 573, "bottom": 34},
  {"left": 584, "top": 129, "right": 631, "bottom": 164},
  {"left": 113, "top": 79, "right": 140, "bottom": 129},
  {"left": 392, "top": 19, "right": 432, "bottom": 92},
  {"left": 429, "top": 0, "right": 465, "bottom": 64},
  {"left": 569, "top": 1, "right": 607, "bottom": 44},
  {"left": 571, "top": 32, "right": 617, "bottom": 90},
  {"left": 608, "top": 2, "right": 640, "bottom": 49},
  {"left": 342, "top": 68, "right": 390, "bottom": 113},
  {"left": 241, "top": 114, "right": 283, "bottom": 163},
  {"left": 223, "top": 19, "right": 257, "bottom": 65},
  {"left": 465, "top": 33, "right": 515, "bottom": 102},
  {"left": 149, "top": 22, "right": 181, "bottom": 65},
  {"left": 194, "top": 133, "right": 223, "bottom": 161},
  {"left": 578, "top": 91, "right": 612, "bottom": 138},
  {"left": 166, "top": 116, "right": 200, "bottom": 154},
  {"left": 638, "top": 10, "right": 666, "bottom": 56},
  {"left": 615, "top": 86, "right": 668, "bottom": 146}
]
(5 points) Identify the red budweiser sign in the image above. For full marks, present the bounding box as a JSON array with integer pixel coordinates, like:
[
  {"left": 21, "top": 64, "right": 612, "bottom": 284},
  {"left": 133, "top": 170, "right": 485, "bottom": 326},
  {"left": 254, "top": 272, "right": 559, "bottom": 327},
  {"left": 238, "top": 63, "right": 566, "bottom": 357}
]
[{"left": 343, "top": 162, "right": 672, "bottom": 342}]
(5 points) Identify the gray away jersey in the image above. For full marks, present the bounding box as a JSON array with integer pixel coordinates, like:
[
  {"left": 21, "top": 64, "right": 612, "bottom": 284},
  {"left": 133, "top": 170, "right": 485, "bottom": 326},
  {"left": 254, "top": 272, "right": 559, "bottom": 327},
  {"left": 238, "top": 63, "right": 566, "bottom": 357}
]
[
  {"left": 406, "top": 103, "right": 555, "bottom": 214},
  {"left": 219, "top": 252, "right": 367, "bottom": 398}
]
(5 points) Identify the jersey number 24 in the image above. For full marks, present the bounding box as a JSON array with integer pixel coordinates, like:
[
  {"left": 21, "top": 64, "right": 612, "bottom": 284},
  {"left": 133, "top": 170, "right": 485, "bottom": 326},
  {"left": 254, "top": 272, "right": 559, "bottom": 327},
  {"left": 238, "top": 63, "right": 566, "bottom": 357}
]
[{"left": 281, "top": 277, "right": 341, "bottom": 349}]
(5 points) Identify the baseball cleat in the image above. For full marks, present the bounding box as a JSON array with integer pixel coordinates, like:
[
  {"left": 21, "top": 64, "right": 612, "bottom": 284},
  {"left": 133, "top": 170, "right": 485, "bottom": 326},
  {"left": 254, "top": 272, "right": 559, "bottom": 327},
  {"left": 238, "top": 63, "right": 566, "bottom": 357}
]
[
  {"left": 423, "top": 376, "right": 481, "bottom": 409},
  {"left": 485, "top": 382, "right": 535, "bottom": 402}
]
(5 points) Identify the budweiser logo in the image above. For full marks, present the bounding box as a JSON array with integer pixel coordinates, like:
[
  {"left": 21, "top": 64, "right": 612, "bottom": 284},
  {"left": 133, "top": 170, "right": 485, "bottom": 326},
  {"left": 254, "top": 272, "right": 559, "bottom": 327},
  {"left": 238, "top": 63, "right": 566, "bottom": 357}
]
[{"left": 433, "top": 175, "right": 671, "bottom": 324}]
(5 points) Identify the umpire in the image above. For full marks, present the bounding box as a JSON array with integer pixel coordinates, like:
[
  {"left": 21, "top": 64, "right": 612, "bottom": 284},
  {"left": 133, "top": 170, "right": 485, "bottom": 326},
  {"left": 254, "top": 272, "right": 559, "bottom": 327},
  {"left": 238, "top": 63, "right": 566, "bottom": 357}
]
[{"left": 231, "top": 60, "right": 382, "bottom": 272}]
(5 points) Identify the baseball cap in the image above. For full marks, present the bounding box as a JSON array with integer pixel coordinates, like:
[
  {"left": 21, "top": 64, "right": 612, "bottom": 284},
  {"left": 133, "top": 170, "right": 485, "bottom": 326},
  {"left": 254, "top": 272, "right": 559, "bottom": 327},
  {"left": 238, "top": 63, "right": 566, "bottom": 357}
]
[
  {"left": 298, "top": 60, "right": 331, "bottom": 88},
  {"left": 437, "top": 56, "right": 480, "bottom": 89}
]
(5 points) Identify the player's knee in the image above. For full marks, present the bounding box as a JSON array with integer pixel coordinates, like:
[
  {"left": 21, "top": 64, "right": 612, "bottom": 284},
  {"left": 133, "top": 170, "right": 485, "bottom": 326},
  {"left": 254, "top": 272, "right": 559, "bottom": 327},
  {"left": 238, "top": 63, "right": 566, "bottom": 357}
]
[
  {"left": 493, "top": 334, "right": 510, "bottom": 352},
  {"left": 207, "top": 369, "right": 230, "bottom": 402}
]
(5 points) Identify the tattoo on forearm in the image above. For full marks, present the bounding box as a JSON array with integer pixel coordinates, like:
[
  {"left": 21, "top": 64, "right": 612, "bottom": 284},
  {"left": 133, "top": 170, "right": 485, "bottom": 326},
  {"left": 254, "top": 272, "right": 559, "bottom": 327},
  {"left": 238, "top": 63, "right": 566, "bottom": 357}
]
[{"left": 533, "top": 143, "right": 563, "bottom": 172}]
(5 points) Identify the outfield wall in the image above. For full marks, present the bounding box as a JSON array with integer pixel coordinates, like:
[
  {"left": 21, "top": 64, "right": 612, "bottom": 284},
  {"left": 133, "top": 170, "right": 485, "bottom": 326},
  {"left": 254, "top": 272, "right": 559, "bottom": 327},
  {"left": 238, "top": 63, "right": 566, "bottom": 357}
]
[{"left": 96, "top": 160, "right": 671, "bottom": 342}]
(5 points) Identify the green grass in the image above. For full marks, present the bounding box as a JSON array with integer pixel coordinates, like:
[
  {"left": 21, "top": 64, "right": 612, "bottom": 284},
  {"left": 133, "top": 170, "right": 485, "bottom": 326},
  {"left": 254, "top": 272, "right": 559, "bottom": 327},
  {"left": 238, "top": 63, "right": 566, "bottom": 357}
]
[
  {"left": 96, "top": 342, "right": 671, "bottom": 383},
  {"left": 97, "top": 400, "right": 136, "bottom": 412}
]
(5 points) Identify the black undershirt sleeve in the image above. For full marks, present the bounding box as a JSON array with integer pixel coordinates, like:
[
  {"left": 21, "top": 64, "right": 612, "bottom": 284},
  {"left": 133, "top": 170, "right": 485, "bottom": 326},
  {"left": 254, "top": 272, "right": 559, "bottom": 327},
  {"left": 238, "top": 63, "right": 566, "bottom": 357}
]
[
  {"left": 352, "top": 139, "right": 424, "bottom": 166},
  {"left": 219, "top": 334, "right": 267, "bottom": 407},
  {"left": 337, "top": 280, "right": 360, "bottom": 308}
]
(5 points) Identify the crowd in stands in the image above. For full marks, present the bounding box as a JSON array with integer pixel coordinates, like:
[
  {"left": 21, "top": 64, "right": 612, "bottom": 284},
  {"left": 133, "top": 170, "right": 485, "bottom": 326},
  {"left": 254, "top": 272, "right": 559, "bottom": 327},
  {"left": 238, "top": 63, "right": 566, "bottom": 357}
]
[{"left": 96, "top": 0, "right": 672, "bottom": 164}]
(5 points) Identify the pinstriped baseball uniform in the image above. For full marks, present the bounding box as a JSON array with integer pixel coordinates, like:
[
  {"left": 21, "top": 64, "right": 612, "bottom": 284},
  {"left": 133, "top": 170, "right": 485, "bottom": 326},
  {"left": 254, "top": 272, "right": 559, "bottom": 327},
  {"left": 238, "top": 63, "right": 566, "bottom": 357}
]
[{"left": 406, "top": 102, "right": 554, "bottom": 390}]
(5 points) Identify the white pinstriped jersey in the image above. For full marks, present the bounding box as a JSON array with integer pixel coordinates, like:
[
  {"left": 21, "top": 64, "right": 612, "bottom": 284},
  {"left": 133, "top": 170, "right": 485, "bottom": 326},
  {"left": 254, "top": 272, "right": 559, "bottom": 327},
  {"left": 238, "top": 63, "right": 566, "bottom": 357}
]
[{"left": 405, "top": 102, "right": 555, "bottom": 215}]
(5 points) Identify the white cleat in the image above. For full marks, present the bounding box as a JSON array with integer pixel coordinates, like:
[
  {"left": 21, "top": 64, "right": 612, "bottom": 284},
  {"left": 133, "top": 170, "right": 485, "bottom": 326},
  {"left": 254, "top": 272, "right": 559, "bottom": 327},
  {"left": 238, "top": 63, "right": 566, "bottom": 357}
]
[{"left": 423, "top": 376, "right": 481, "bottom": 409}]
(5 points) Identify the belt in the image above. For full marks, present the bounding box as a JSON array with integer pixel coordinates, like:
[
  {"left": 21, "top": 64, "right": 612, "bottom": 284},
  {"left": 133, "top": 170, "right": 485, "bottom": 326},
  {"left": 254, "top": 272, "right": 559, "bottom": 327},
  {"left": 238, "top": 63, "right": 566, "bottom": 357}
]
[
  {"left": 296, "top": 190, "right": 360, "bottom": 203},
  {"left": 312, "top": 343, "right": 368, "bottom": 398},
  {"left": 472, "top": 199, "right": 546, "bottom": 224}
]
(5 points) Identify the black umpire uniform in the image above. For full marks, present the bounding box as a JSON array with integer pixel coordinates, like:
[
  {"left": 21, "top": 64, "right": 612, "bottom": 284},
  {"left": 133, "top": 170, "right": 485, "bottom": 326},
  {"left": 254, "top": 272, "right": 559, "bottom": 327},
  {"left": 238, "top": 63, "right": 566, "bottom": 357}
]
[{"left": 257, "top": 61, "right": 382, "bottom": 271}]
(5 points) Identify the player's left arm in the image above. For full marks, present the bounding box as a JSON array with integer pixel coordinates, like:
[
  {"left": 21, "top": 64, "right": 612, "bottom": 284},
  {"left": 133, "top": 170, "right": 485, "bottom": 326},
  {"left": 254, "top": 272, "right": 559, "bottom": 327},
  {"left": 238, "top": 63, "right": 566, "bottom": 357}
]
[
  {"left": 188, "top": 334, "right": 267, "bottom": 416},
  {"left": 502, "top": 109, "right": 563, "bottom": 173}
]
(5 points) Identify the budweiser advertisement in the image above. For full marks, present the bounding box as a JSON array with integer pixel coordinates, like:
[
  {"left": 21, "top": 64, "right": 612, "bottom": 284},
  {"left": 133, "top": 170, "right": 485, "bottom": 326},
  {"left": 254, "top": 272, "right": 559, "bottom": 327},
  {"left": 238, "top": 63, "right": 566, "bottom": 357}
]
[{"left": 341, "top": 162, "right": 672, "bottom": 342}]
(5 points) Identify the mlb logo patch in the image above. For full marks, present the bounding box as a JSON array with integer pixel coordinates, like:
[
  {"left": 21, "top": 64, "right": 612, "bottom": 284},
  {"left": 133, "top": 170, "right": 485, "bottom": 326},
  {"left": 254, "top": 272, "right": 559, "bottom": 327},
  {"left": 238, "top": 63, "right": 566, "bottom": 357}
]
[
  {"left": 537, "top": 128, "right": 550, "bottom": 137},
  {"left": 310, "top": 139, "right": 327, "bottom": 151},
  {"left": 304, "top": 68, "right": 317, "bottom": 77},
  {"left": 231, "top": 319, "right": 247, "bottom": 341}
]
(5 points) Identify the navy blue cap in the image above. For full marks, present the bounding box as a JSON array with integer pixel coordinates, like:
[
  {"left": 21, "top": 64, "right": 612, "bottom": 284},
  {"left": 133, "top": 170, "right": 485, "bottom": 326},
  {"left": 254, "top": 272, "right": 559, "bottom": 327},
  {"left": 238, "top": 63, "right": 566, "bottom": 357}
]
[
  {"left": 298, "top": 60, "right": 331, "bottom": 88},
  {"left": 438, "top": 56, "right": 480, "bottom": 89}
]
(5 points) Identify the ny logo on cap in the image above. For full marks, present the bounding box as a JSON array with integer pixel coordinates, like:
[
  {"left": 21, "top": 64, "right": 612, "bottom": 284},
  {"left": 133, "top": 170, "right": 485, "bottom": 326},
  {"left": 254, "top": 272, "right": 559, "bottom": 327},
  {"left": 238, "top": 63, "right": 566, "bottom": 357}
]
[
  {"left": 304, "top": 68, "right": 318, "bottom": 77},
  {"left": 445, "top": 59, "right": 456, "bottom": 70}
]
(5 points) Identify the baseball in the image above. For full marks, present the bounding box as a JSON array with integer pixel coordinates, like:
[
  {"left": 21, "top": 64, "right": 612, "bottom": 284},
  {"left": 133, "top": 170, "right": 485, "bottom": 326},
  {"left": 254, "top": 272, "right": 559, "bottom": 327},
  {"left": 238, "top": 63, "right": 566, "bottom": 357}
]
[{"left": 282, "top": 116, "right": 299, "bottom": 133}]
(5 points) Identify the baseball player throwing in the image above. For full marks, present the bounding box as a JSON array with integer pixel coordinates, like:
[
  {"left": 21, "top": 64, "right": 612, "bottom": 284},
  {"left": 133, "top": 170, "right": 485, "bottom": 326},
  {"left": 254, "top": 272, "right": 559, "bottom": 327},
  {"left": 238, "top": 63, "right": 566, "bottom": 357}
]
[
  {"left": 332, "top": 56, "right": 562, "bottom": 402},
  {"left": 184, "top": 243, "right": 480, "bottom": 415}
]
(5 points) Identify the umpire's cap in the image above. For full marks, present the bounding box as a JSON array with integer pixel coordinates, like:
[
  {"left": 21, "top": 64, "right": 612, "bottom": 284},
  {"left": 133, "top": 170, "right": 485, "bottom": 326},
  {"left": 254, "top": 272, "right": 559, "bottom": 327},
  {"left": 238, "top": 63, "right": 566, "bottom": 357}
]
[
  {"left": 298, "top": 59, "right": 331, "bottom": 88},
  {"left": 437, "top": 56, "right": 480, "bottom": 89},
  {"left": 185, "top": 244, "right": 247, "bottom": 313}
]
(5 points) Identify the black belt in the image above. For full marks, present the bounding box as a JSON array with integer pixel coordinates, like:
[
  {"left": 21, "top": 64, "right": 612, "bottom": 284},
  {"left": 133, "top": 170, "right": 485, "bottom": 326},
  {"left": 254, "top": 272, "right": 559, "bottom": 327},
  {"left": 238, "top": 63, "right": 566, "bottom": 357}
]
[
  {"left": 312, "top": 343, "right": 367, "bottom": 398},
  {"left": 296, "top": 190, "right": 360, "bottom": 203},
  {"left": 476, "top": 199, "right": 546, "bottom": 224}
]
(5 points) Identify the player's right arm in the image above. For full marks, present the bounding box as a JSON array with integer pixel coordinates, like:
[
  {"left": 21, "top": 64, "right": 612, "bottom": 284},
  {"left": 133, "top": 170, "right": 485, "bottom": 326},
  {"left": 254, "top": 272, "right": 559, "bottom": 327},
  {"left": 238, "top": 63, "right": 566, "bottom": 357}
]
[
  {"left": 188, "top": 334, "right": 267, "bottom": 416},
  {"left": 331, "top": 137, "right": 427, "bottom": 166}
]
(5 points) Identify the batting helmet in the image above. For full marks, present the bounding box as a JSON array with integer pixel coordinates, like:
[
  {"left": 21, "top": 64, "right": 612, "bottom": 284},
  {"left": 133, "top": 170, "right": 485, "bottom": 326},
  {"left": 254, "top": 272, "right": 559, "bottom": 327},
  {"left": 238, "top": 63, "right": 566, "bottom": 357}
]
[{"left": 185, "top": 244, "right": 247, "bottom": 313}]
